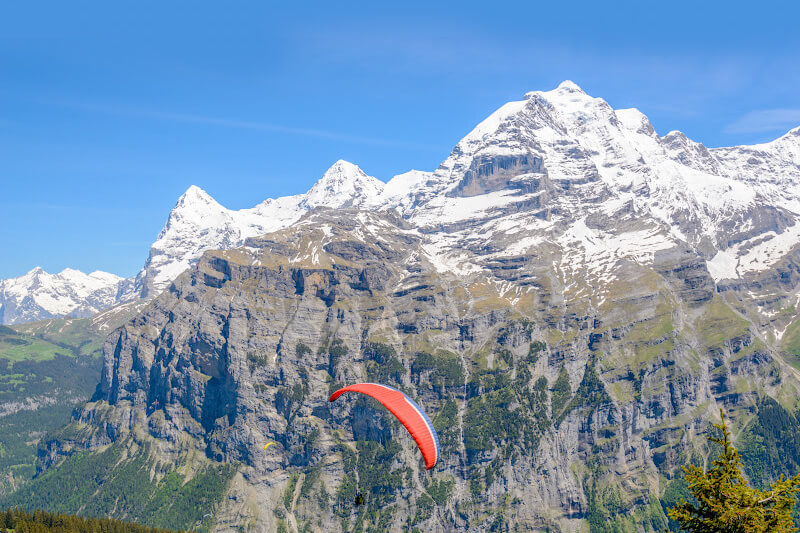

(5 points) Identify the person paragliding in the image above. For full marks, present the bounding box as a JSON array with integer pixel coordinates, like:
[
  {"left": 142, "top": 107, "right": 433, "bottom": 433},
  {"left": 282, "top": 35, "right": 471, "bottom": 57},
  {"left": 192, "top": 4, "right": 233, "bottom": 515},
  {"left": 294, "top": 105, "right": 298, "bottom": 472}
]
[{"left": 328, "top": 383, "right": 440, "bottom": 470}]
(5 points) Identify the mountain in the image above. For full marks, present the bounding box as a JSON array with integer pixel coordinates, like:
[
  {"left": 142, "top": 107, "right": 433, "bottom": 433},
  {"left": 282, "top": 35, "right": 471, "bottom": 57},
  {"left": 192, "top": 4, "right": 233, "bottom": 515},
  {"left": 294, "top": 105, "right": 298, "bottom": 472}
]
[
  {"left": 302, "top": 159, "right": 385, "bottom": 209},
  {"left": 134, "top": 160, "right": 385, "bottom": 298},
  {"left": 12, "top": 207, "right": 797, "bottom": 531},
  {"left": 389, "top": 81, "right": 799, "bottom": 272},
  {"left": 6, "top": 82, "right": 800, "bottom": 531},
  {"left": 0, "top": 267, "right": 133, "bottom": 325}
]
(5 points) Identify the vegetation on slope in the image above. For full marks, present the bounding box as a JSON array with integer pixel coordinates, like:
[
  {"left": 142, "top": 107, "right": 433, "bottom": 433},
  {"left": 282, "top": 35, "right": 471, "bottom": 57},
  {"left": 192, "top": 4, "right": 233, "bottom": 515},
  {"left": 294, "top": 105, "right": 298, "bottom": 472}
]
[
  {"left": 668, "top": 410, "right": 800, "bottom": 532},
  {"left": 0, "top": 320, "right": 107, "bottom": 495},
  {"left": 0, "top": 507, "right": 182, "bottom": 533},
  {"left": 1, "top": 440, "right": 235, "bottom": 533}
]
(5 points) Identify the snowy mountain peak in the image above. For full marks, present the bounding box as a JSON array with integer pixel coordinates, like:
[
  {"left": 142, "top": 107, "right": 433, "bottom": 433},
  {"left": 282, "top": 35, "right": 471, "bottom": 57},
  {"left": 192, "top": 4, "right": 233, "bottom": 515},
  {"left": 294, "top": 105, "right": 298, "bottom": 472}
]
[
  {"left": 663, "top": 130, "right": 686, "bottom": 140},
  {"left": 175, "top": 185, "right": 220, "bottom": 210},
  {"left": 555, "top": 79, "right": 585, "bottom": 93},
  {"left": 160, "top": 186, "right": 228, "bottom": 238},
  {"left": 327, "top": 159, "right": 359, "bottom": 174},
  {"left": 782, "top": 126, "right": 800, "bottom": 143},
  {"left": 302, "top": 160, "right": 385, "bottom": 209}
]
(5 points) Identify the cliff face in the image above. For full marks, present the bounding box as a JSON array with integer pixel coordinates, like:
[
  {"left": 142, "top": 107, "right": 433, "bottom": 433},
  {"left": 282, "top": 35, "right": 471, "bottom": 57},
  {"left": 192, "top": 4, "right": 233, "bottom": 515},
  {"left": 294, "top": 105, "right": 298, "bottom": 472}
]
[{"left": 36, "top": 208, "right": 797, "bottom": 532}]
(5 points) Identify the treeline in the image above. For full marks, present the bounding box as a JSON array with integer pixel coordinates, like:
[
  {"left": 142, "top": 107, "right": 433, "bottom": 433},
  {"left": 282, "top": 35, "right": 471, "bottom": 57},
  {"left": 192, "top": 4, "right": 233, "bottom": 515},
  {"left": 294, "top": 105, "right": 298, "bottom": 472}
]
[{"left": 0, "top": 508, "right": 182, "bottom": 533}]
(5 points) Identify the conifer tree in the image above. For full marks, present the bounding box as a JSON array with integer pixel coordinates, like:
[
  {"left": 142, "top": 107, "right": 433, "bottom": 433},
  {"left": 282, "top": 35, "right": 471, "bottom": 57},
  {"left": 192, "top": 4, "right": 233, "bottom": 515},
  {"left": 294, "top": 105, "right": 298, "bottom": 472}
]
[{"left": 668, "top": 409, "right": 800, "bottom": 532}]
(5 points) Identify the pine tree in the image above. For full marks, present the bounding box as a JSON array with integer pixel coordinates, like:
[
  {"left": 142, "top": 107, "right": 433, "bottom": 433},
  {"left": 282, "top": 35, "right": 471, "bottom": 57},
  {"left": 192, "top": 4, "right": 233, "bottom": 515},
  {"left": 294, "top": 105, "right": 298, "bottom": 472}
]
[{"left": 668, "top": 409, "right": 800, "bottom": 532}]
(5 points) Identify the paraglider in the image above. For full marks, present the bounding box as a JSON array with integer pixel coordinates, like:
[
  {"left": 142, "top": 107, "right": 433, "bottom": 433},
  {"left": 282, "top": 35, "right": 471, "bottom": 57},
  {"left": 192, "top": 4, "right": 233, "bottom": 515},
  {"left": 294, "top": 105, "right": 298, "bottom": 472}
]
[
  {"left": 264, "top": 441, "right": 276, "bottom": 450},
  {"left": 329, "top": 383, "right": 440, "bottom": 470}
]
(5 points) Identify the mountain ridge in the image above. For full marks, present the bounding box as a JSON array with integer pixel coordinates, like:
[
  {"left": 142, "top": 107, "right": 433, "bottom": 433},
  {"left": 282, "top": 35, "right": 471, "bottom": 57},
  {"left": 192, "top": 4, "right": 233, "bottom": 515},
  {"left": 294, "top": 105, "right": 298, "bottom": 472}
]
[{"left": 3, "top": 80, "right": 800, "bottom": 324}]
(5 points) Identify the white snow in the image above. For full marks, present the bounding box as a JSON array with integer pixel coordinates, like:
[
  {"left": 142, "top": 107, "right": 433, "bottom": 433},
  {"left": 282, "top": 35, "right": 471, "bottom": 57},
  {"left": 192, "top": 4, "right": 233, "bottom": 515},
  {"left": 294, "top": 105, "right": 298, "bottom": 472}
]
[
  {"left": 706, "top": 251, "right": 739, "bottom": 281},
  {"left": 615, "top": 108, "right": 652, "bottom": 134},
  {"left": 410, "top": 189, "right": 531, "bottom": 226},
  {"left": 302, "top": 160, "right": 384, "bottom": 209},
  {"left": 706, "top": 223, "right": 800, "bottom": 281}
]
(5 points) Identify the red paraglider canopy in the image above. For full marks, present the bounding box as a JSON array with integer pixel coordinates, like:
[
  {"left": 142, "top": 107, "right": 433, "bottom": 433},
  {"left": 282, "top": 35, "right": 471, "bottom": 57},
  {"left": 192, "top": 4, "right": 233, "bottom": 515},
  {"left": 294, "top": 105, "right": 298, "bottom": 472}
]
[{"left": 329, "top": 383, "right": 440, "bottom": 469}]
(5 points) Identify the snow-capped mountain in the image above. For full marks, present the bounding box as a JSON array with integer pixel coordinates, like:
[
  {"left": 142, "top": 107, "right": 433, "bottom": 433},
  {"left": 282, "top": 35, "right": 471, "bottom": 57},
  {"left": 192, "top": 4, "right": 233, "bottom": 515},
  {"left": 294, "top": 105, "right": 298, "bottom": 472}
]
[
  {"left": 378, "top": 81, "right": 800, "bottom": 286},
  {"left": 0, "top": 267, "right": 132, "bottom": 325},
  {"left": 301, "top": 159, "right": 385, "bottom": 209},
  {"left": 133, "top": 160, "right": 385, "bottom": 297},
  {"left": 5, "top": 81, "right": 800, "bottom": 324},
  {"left": 19, "top": 82, "right": 800, "bottom": 532}
]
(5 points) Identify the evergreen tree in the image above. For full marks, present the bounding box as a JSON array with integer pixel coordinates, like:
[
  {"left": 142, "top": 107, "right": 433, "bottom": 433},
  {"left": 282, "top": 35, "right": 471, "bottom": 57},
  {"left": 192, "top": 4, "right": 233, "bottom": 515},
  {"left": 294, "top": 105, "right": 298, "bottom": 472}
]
[
  {"left": 0, "top": 508, "right": 182, "bottom": 533},
  {"left": 668, "top": 409, "right": 800, "bottom": 532}
]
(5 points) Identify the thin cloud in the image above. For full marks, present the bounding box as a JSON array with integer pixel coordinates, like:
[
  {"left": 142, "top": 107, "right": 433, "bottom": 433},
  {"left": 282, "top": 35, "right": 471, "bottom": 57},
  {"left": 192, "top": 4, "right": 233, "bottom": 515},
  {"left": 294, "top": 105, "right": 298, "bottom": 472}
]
[
  {"left": 725, "top": 109, "right": 800, "bottom": 134},
  {"left": 5, "top": 202, "right": 153, "bottom": 215},
  {"left": 62, "top": 101, "right": 445, "bottom": 151}
]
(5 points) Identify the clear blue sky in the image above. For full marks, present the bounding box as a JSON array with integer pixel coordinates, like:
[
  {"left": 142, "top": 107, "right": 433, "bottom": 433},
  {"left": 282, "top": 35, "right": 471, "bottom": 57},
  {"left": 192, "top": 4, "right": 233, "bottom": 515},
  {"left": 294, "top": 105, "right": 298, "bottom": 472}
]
[{"left": 1, "top": 1, "right": 799, "bottom": 279}]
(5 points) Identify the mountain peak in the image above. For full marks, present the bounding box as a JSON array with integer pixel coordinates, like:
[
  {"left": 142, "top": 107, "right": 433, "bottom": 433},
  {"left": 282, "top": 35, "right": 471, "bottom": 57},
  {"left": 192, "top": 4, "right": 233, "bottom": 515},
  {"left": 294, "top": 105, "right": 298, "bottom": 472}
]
[
  {"left": 303, "top": 160, "right": 384, "bottom": 209},
  {"left": 175, "top": 185, "right": 219, "bottom": 209},
  {"left": 556, "top": 79, "right": 585, "bottom": 93},
  {"left": 328, "top": 159, "right": 359, "bottom": 173},
  {"left": 615, "top": 108, "right": 654, "bottom": 133},
  {"left": 317, "top": 160, "right": 368, "bottom": 186}
]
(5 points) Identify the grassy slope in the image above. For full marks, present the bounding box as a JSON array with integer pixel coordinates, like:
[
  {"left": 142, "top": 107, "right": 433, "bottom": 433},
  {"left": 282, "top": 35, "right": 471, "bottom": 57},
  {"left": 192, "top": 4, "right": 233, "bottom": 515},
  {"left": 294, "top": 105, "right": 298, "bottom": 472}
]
[
  {"left": 0, "top": 325, "right": 76, "bottom": 362},
  {"left": 781, "top": 316, "right": 800, "bottom": 370}
]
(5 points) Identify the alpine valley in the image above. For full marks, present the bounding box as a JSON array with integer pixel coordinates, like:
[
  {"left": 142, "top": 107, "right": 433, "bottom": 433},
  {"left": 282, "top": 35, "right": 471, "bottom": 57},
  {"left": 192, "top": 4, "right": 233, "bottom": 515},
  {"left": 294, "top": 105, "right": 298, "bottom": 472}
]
[{"left": 4, "top": 81, "right": 800, "bottom": 531}]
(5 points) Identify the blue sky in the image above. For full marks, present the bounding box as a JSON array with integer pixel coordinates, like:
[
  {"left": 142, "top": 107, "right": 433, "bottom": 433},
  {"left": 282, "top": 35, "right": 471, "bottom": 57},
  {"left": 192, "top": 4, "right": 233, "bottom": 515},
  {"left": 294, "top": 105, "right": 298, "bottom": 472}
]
[{"left": 1, "top": 0, "right": 799, "bottom": 279}]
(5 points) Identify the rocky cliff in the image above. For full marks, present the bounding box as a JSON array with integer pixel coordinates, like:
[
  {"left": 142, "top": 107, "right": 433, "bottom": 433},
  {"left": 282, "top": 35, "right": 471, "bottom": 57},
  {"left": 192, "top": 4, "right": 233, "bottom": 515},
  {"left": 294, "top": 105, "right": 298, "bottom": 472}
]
[{"left": 26, "top": 207, "right": 800, "bottom": 532}]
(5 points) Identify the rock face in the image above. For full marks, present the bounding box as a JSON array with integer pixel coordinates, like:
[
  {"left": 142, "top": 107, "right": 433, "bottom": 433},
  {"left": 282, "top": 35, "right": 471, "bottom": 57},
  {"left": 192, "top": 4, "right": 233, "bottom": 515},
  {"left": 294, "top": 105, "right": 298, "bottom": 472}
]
[{"left": 39, "top": 208, "right": 798, "bottom": 531}]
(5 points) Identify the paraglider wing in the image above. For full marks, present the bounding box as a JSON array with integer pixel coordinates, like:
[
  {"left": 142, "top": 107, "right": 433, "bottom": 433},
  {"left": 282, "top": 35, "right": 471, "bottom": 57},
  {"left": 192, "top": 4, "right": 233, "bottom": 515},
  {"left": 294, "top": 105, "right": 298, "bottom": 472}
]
[
  {"left": 264, "top": 441, "right": 276, "bottom": 450},
  {"left": 329, "top": 383, "right": 440, "bottom": 469}
]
